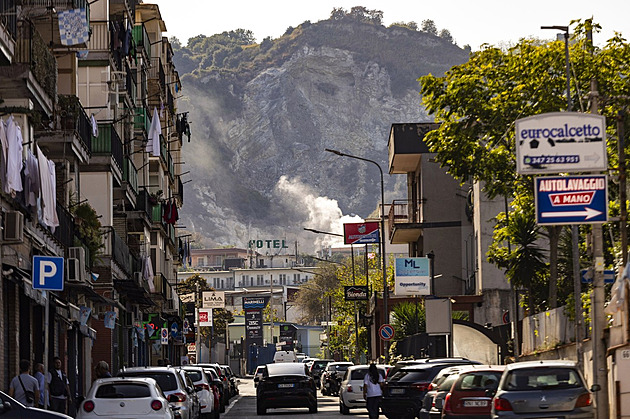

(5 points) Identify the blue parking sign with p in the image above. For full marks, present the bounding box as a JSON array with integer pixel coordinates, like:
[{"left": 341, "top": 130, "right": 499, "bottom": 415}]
[{"left": 32, "top": 256, "right": 64, "bottom": 291}]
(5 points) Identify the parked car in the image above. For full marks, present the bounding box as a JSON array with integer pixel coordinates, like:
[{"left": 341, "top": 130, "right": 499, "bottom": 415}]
[
  {"left": 309, "top": 359, "right": 334, "bottom": 389},
  {"left": 119, "top": 366, "right": 195, "bottom": 419},
  {"left": 219, "top": 364, "right": 239, "bottom": 397},
  {"left": 200, "top": 366, "right": 227, "bottom": 413},
  {"left": 77, "top": 377, "right": 175, "bottom": 419},
  {"left": 253, "top": 365, "right": 267, "bottom": 388},
  {"left": 338, "top": 364, "right": 388, "bottom": 415},
  {"left": 491, "top": 360, "right": 596, "bottom": 419},
  {"left": 387, "top": 357, "right": 481, "bottom": 379},
  {"left": 418, "top": 366, "right": 466, "bottom": 419},
  {"left": 320, "top": 361, "right": 353, "bottom": 396},
  {"left": 256, "top": 362, "right": 317, "bottom": 415},
  {"left": 442, "top": 365, "right": 505, "bottom": 418},
  {"left": 178, "top": 370, "right": 201, "bottom": 419},
  {"left": 0, "top": 390, "right": 72, "bottom": 418},
  {"left": 182, "top": 366, "right": 217, "bottom": 419},
  {"left": 196, "top": 364, "right": 230, "bottom": 405},
  {"left": 382, "top": 361, "right": 480, "bottom": 419}
]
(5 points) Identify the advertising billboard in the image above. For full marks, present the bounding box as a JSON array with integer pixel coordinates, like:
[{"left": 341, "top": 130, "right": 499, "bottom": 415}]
[
  {"left": 343, "top": 222, "right": 380, "bottom": 245},
  {"left": 394, "top": 257, "right": 431, "bottom": 296}
]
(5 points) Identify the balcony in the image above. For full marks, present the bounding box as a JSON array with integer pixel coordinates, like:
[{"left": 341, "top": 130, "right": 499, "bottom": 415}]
[
  {"left": 134, "top": 107, "right": 150, "bottom": 138},
  {"left": 87, "top": 123, "right": 123, "bottom": 182},
  {"left": 388, "top": 198, "right": 463, "bottom": 245},
  {"left": 388, "top": 123, "right": 437, "bottom": 174},
  {"left": 132, "top": 24, "right": 150, "bottom": 60},
  {"left": 125, "top": 61, "right": 136, "bottom": 106},
  {"left": 0, "top": 0, "right": 17, "bottom": 65},
  {"left": 22, "top": 0, "right": 90, "bottom": 50},
  {"left": 85, "top": 21, "right": 107, "bottom": 55},
  {"left": 36, "top": 95, "right": 91, "bottom": 163},
  {"left": 123, "top": 156, "right": 138, "bottom": 196},
  {"left": 0, "top": 20, "right": 56, "bottom": 113},
  {"left": 135, "top": 189, "right": 153, "bottom": 220},
  {"left": 52, "top": 202, "right": 75, "bottom": 249},
  {"left": 101, "top": 226, "right": 132, "bottom": 276},
  {"left": 176, "top": 177, "right": 183, "bottom": 206},
  {"left": 150, "top": 272, "right": 168, "bottom": 301},
  {"left": 147, "top": 57, "right": 165, "bottom": 107}
]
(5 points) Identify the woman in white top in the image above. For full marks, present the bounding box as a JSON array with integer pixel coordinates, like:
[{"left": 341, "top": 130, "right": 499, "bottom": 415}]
[{"left": 363, "top": 363, "right": 384, "bottom": 419}]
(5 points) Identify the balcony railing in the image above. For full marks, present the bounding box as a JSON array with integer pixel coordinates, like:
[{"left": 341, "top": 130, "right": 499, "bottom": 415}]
[
  {"left": 136, "top": 189, "right": 153, "bottom": 220},
  {"left": 388, "top": 199, "right": 419, "bottom": 237},
  {"left": 101, "top": 226, "right": 131, "bottom": 276},
  {"left": 123, "top": 156, "right": 138, "bottom": 195},
  {"left": 125, "top": 61, "right": 136, "bottom": 106},
  {"left": 151, "top": 204, "right": 162, "bottom": 224},
  {"left": 86, "top": 20, "right": 107, "bottom": 52},
  {"left": 134, "top": 107, "right": 150, "bottom": 134},
  {"left": 58, "top": 94, "right": 92, "bottom": 154},
  {"left": 132, "top": 24, "right": 150, "bottom": 60},
  {"left": 166, "top": 87, "right": 174, "bottom": 115},
  {"left": 52, "top": 202, "right": 75, "bottom": 249},
  {"left": 148, "top": 57, "right": 165, "bottom": 93},
  {"left": 0, "top": 0, "right": 17, "bottom": 42},
  {"left": 167, "top": 151, "right": 173, "bottom": 181},
  {"left": 21, "top": 0, "right": 87, "bottom": 8},
  {"left": 159, "top": 135, "right": 167, "bottom": 166},
  {"left": 177, "top": 176, "right": 183, "bottom": 205},
  {"left": 151, "top": 273, "right": 168, "bottom": 299},
  {"left": 15, "top": 20, "right": 57, "bottom": 100},
  {"left": 93, "top": 123, "right": 123, "bottom": 172}
]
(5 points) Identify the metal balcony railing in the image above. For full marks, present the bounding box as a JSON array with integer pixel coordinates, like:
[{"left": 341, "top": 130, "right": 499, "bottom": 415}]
[
  {"left": 123, "top": 156, "right": 138, "bottom": 195},
  {"left": 159, "top": 135, "right": 167, "bottom": 167},
  {"left": 58, "top": 94, "right": 92, "bottom": 154},
  {"left": 93, "top": 123, "right": 123, "bottom": 172},
  {"left": 52, "top": 202, "right": 75, "bottom": 249},
  {"left": 388, "top": 199, "right": 420, "bottom": 237},
  {"left": 148, "top": 57, "right": 165, "bottom": 94},
  {"left": 101, "top": 226, "right": 131, "bottom": 276},
  {"left": 177, "top": 176, "right": 183, "bottom": 205},
  {"left": 15, "top": 20, "right": 57, "bottom": 100},
  {"left": 125, "top": 61, "right": 136, "bottom": 106},
  {"left": 0, "top": 0, "right": 17, "bottom": 41},
  {"left": 167, "top": 152, "right": 173, "bottom": 181},
  {"left": 132, "top": 24, "right": 150, "bottom": 60},
  {"left": 136, "top": 189, "right": 153, "bottom": 220},
  {"left": 21, "top": 0, "right": 87, "bottom": 8},
  {"left": 134, "top": 107, "right": 150, "bottom": 134},
  {"left": 166, "top": 87, "right": 174, "bottom": 115}
]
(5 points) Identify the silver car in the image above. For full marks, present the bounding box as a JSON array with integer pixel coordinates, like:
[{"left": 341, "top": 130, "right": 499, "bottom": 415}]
[{"left": 491, "top": 360, "right": 596, "bottom": 418}]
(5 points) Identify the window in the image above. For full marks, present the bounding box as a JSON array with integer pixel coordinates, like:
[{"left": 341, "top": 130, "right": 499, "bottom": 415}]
[
  {"left": 121, "top": 372, "right": 178, "bottom": 391},
  {"left": 279, "top": 274, "right": 287, "bottom": 285},
  {"left": 257, "top": 275, "right": 264, "bottom": 285},
  {"left": 95, "top": 383, "right": 151, "bottom": 398},
  {"left": 220, "top": 279, "right": 224, "bottom": 288},
  {"left": 504, "top": 367, "right": 582, "bottom": 391}
]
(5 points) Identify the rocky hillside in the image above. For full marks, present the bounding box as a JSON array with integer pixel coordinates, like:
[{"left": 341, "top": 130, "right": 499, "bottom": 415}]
[{"left": 173, "top": 10, "right": 469, "bottom": 252}]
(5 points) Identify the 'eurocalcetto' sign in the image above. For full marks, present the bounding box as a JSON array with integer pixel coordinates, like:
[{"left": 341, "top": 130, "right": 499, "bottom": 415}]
[
  {"left": 344, "top": 222, "right": 380, "bottom": 245},
  {"left": 515, "top": 112, "right": 607, "bottom": 175},
  {"left": 394, "top": 257, "right": 431, "bottom": 296},
  {"left": 344, "top": 285, "right": 369, "bottom": 301}
]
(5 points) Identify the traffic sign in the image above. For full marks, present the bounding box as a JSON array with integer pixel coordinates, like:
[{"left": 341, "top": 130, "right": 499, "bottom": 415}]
[
  {"left": 379, "top": 324, "right": 395, "bottom": 341},
  {"left": 535, "top": 175, "right": 608, "bottom": 225},
  {"left": 515, "top": 112, "right": 607, "bottom": 174},
  {"left": 183, "top": 319, "right": 190, "bottom": 333},
  {"left": 344, "top": 222, "right": 380, "bottom": 245},
  {"left": 32, "top": 256, "right": 65, "bottom": 290},
  {"left": 502, "top": 311, "right": 510, "bottom": 324},
  {"left": 170, "top": 322, "right": 179, "bottom": 337},
  {"left": 160, "top": 328, "right": 168, "bottom": 345},
  {"left": 581, "top": 269, "right": 615, "bottom": 284}
]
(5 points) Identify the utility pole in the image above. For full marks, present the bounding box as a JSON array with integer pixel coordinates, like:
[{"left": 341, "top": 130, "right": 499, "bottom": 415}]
[
  {"left": 589, "top": 78, "right": 609, "bottom": 419},
  {"left": 618, "top": 111, "right": 627, "bottom": 265}
]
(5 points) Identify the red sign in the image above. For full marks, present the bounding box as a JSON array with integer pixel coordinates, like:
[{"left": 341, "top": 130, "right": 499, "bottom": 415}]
[
  {"left": 199, "top": 311, "right": 209, "bottom": 323},
  {"left": 344, "top": 222, "right": 380, "bottom": 245},
  {"left": 379, "top": 324, "right": 395, "bottom": 341}
]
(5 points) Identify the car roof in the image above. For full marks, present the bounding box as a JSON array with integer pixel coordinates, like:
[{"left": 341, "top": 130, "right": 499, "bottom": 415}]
[
  {"left": 505, "top": 360, "right": 577, "bottom": 371},
  {"left": 347, "top": 364, "right": 387, "bottom": 370},
  {"left": 94, "top": 377, "right": 158, "bottom": 385},
  {"left": 328, "top": 362, "right": 353, "bottom": 365},
  {"left": 266, "top": 363, "right": 308, "bottom": 376},
  {"left": 122, "top": 366, "right": 177, "bottom": 373}
]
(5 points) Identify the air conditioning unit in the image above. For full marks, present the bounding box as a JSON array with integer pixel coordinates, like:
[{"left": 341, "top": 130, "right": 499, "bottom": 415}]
[
  {"left": 66, "top": 258, "right": 83, "bottom": 282},
  {"left": 3, "top": 211, "right": 24, "bottom": 242},
  {"left": 68, "top": 247, "right": 86, "bottom": 282}
]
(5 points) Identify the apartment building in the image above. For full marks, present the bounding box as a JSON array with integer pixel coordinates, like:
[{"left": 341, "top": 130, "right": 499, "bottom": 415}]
[{"left": 0, "top": 0, "right": 186, "bottom": 396}]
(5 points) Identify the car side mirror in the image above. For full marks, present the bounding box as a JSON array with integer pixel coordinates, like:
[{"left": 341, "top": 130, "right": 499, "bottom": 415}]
[
  {"left": 168, "top": 394, "right": 179, "bottom": 403},
  {"left": 590, "top": 384, "right": 601, "bottom": 392},
  {"left": 485, "top": 389, "right": 496, "bottom": 398}
]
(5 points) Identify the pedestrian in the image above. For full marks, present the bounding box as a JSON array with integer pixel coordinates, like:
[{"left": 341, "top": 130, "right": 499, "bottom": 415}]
[
  {"left": 363, "top": 363, "right": 384, "bottom": 419},
  {"left": 9, "top": 359, "right": 40, "bottom": 407},
  {"left": 94, "top": 361, "right": 112, "bottom": 379},
  {"left": 46, "top": 356, "right": 72, "bottom": 414},
  {"left": 33, "top": 362, "right": 45, "bottom": 407}
]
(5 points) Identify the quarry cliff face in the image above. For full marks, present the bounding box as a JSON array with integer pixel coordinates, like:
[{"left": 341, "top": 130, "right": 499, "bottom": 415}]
[{"left": 176, "top": 23, "right": 468, "bottom": 251}]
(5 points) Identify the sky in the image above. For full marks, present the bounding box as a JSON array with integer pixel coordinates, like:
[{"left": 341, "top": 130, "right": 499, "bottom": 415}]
[{"left": 151, "top": 0, "right": 628, "bottom": 49}]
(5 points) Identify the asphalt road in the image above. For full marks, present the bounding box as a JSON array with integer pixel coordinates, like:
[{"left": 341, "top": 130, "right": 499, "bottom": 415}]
[{"left": 224, "top": 377, "right": 372, "bottom": 419}]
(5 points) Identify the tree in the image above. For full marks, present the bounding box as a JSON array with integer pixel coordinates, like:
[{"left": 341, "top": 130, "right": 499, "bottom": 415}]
[
  {"left": 421, "top": 19, "right": 438, "bottom": 35},
  {"left": 439, "top": 29, "right": 453, "bottom": 43},
  {"left": 419, "top": 20, "right": 630, "bottom": 311},
  {"left": 178, "top": 274, "right": 234, "bottom": 337},
  {"left": 389, "top": 21, "right": 418, "bottom": 31}
]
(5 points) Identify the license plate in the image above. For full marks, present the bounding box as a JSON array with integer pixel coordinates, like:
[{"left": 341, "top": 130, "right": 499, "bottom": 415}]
[
  {"left": 278, "top": 383, "right": 295, "bottom": 388},
  {"left": 463, "top": 400, "right": 488, "bottom": 407},
  {"left": 390, "top": 388, "right": 405, "bottom": 395}
]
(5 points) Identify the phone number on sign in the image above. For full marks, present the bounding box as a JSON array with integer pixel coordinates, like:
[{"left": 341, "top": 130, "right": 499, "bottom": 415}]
[{"left": 524, "top": 155, "right": 580, "bottom": 165}]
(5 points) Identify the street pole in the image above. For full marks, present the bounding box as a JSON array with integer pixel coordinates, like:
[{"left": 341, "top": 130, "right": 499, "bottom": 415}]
[
  {"left": 618, "top": 111, "right": 627, "bottom": 266},
  {"left": 324, "top": 148, "right": 388, "bottom": 361},
  {"left": 589, "top": 78, "right": 609, "bottom": 419},
  {"left": 43, "top": 291, "right": 49, "bottom": 410}
]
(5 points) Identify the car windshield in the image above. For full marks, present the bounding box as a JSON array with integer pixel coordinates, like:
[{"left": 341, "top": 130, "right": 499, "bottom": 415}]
[
  {"left": 455, "top": 371, "right": 503, "bottom": 391},
  {"left": 122, "top": 372, "right": 178, "bottom": 391},
  {"left": 184, "top": 370, "right": 203, "bottom": 382},
  {"left": 389, "top": 369, "right": 431, "bottom": 382},
  {"left": 267, "top": 363, "right": 307, "bottom": 377},
  {"left": 312, "top": 361, "right": 330, "bottom": 370},
  {"left": 504, "top": 367, "right": 583, "bottom": 391},
  {"left": 95, "top": 383, "right": 151, "bottom": 398}
]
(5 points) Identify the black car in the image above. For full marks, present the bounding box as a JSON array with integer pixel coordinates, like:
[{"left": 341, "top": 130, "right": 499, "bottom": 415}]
[
  {"left": 382, "top": 362, "right": 478, "bottom": 419},
  {"left": 0, "top": 391, "right": 71, "bottom": 418},
  {"left": 256, "top": 362, "right": 317, "bottom": 415},
  {"left": 308, "top": 358, "right": 333, "bottom": 389}
]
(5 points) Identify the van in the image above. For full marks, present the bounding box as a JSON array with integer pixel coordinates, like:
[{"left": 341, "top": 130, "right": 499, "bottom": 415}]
[{"left": 273, "top": 350, "right": 297, "bottom": 363}]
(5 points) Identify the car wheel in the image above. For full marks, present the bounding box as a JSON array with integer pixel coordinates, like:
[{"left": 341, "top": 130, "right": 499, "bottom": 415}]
[
  {"left": 256, "top": 401, "right": 266, "bottom": 415},
  {"left": 339, "top": 401, "right": 350, "bottom": 415},
  {"left": 309, "top": 403, "right": 317, "bottom": 413}
]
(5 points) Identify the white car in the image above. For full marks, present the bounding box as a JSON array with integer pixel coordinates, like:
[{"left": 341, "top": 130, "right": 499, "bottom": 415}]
[
  {"left": 77, "top": 377, "right": 174, "bottom": 419},
  {"left": 182, "top": 366, "right": 217, "bottom": 419},
  {"left": 339, "top": 364, "right": 388, "bottom": 415}
]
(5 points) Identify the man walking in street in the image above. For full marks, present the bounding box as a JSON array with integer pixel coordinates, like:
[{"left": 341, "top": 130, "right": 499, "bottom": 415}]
[
  {"left": 46, "top": 356, "right": 72, "bottom": 414},
  {"left": 34, "top": 362, "right": 45, "bottom": 407},
  {"left": 9, "top": 359, "right": 40, "bottom": 407}
]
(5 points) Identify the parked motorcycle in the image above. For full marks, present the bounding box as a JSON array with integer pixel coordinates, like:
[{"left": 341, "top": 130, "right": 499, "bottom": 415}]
[{"left": 321, "top": 371, "right": 342, "bottom": 396}]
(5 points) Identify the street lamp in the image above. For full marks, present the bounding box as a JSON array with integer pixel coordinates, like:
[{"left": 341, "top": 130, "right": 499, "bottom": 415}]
[{"left": 325, "top": 148, "right": 389, "bottom": 361}]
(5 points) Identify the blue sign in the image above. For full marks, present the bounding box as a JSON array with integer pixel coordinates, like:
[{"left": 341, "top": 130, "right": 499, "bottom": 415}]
[
  {"left": 32, "top": 256, "right": 64, "bottom": 291},
  {"left": 535, "top": 175, "right": 608, "bottom": 225},
  {"left": 170, "top": 322, "right": 179, "bottom": 337},
  {"left": 379, "top": 324, "right": 395, "bottom": 341},
  {"left": 394, "top": 257, "right": 431, "bottom": 296},
  {"left": 581, "top": 269, "right": 615, "bottom": 284}
]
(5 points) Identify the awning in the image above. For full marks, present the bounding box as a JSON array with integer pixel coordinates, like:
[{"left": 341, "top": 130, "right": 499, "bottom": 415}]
[
  {"left": 77, "top": 285, "right": 125, "bottom": 310},
  {"left": 114, "top": 278, "right": 155, "bottom": 307}
]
